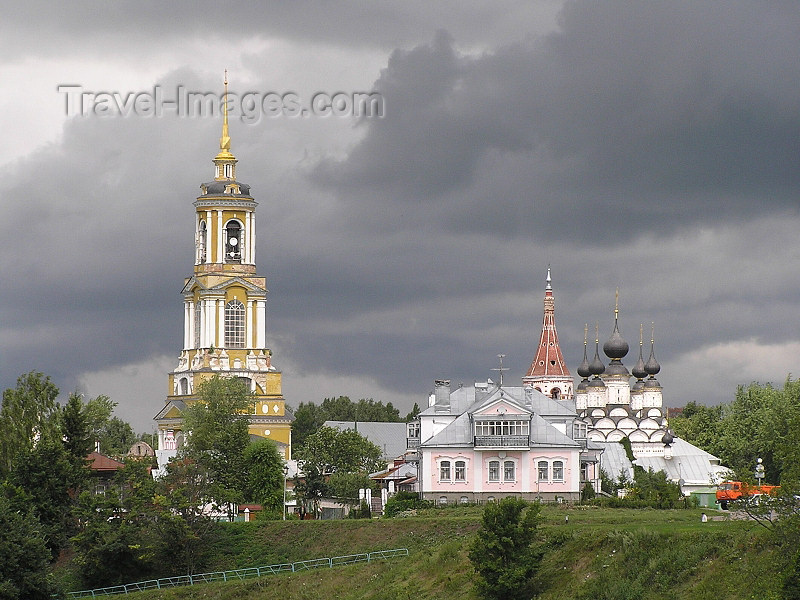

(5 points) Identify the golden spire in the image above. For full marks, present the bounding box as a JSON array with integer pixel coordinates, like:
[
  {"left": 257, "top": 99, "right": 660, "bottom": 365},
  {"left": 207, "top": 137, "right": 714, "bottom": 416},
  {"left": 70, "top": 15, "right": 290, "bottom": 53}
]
[{"left": 215, "top": 70, "right": 235, "bottom": 163}]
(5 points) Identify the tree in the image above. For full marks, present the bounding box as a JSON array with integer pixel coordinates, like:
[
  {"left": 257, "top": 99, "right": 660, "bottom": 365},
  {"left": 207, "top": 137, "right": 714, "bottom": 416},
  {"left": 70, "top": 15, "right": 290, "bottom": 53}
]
[
  {"left": 7, "top": 433, "right": 80, "bottom": 557},
  {"left": 181, "top": 376, "right": 253, "bottom": 517},
  {"left": 326, "top": 472, "right": 375, "bottom": 505},
  {"left": 81, "top": 394, "right": 138, "bottom": 456},
  {"left": 291, "top": 396, "right": 403, "bottom": 452},
  {"left": 0, "top": 496, "right": 52, "bottom": 599},
  {"left": 72, "top": 459, "right": 158, "bottom": 587},
  {"left": 0, "top": 372, "right": 59, "bottom": 476},
  {"left": 674, "top": 379, "right": 800, "bottom": 484},
  {"left": 242, "top": 438, "right": 284, "bottom": 516},
  {"left": 297, "top": 426, "right": 385, "bottom": 476},
  {"left": 404, "top": 402, "right": 421, "bottom": 422},
  {"left": 290, "top": 401, "right": 327, "bottom": 452},
  {"left": 468, "top": 497, "right": 543, "bottom": 600}
]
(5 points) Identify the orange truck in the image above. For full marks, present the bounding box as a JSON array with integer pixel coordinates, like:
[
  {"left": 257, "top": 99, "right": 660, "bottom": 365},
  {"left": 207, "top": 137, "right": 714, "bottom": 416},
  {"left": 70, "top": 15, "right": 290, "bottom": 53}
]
[{"left": 716, "top": 481, "right": 780, "bottom": 510}]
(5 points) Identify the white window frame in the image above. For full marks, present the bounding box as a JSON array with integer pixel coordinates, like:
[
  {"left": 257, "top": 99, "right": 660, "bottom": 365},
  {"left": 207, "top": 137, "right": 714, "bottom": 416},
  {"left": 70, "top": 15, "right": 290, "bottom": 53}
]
[
  {"left": 454, "top": 460, "right": 466, "bottom": 482},
  {"left": 503, "top": 460, "right": 516, "bottom": 482},
  {"left": 537, "top": 460, "right": 549, "bottom": 482},
  {"left": 224, "top": 300, "right": 246, "bottom": 348},
  {"left": 439, "top": 460, "right": 451, "bottom": 482},
  {"left": 552, "top": 460, "right": 564, "bottom": 482},
  {"left": 488, "top": 460, "right": 500, "bottom": 482}
]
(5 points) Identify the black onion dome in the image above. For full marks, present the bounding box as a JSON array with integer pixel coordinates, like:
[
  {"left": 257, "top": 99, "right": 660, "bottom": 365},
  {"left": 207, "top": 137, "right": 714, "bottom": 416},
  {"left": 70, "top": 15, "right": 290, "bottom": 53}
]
[
  {"left": 631, "top": 379, "right": 645, "bottom": 393},
  {"left": 605, "top": 361, "right": 630, "bottom": 377},
  {"left": 644, "top": 343, "right": 661, "bottom": 376},
  {"left": 632, "top": 345, "right": 648, "bottom": 380},
  {"left": 588, "top": 343, "right": 605, "bottom": 376},
  {"left": 577, "top": 344, "right": 591, "bottom": 378},
  {"left": 603, "top": 320, "right": 629, "bottom": 360},
  {"left": 644, "top": 377, "right": 661, "bottom": 389},
  {"left": 587, "top": 376, "right": 606, "bottom": 389},
  {"left": 661, "top": 430, "right": 674, "bottom": 446},
  {"left": 576, "top": 379, "right": 588, "bottom": 392}
]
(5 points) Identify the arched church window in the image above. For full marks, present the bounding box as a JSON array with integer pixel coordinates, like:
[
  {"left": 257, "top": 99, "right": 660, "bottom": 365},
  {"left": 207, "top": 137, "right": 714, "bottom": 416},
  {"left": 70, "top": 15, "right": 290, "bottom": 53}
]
[
  {"left": 224, "top": 220, "right": 242, "bottom": 263},
  {"left": 551, "top": 388, "right": 561, "bottom": 399},
  {"left": 225, "top": 300, "right": 246, "bottom": 347},
  {"left": 179, "top": 377, "right": 189, "bottom": 395}
]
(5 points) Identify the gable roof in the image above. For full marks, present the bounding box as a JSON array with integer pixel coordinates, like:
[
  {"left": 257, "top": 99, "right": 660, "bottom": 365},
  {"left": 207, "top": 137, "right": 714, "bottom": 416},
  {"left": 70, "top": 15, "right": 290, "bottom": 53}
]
[{"left": 87, "top": 451, "right": 125, "bottom": 473}]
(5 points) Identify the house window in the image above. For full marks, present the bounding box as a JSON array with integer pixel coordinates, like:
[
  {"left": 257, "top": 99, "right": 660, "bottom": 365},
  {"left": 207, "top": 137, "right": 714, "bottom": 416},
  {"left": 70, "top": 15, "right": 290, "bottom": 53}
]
[
  {"left": 572, "top": 422, "right": 588, "bottom": 439},
  {"left": 225, "top": 300, "right": 246, "bottom": 348},
  {"left": 439, "top": 460, "right": 451, "bottom": 481},
  {"left": 407, "top": 422, "right": 420, "bottom": 438},
  {"left": 488, "top": 460, "right": 500, "bottom": 482},
  {"left": 553, "top": 460, "right": 564, "bottom": 481},
  {"left": 538, "top": 461, "right": 549, "bottom": 481},
  {"left": 455, "top": 460, "right": 466, "bottom": 481},
  {"left": 504, "top": 461, "right": 515, "bottom": 482},
  {"left": 224, "top": 220, "right": 242, "bottom": 262},
  {"left": 581, "top": 462, "right": 589, "bottom": 482},
  {"left": 439, "top": 496, "right": 448, "bottom": 505},
  {"left": 475, "top": 420, "right": 530, "bottom": 436},
  {"left": 460, "top": 496, "right": 469, "bottom": 504},
  {"left": 486, "top": 496, "right": 496, "bottom": 503}
]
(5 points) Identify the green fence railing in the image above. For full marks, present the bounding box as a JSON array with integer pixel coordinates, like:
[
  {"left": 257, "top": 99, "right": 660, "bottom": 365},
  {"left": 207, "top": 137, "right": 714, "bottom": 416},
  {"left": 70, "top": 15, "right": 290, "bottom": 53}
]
[{"left": 61, "top": 548, "right": 409, "bottom": 598}]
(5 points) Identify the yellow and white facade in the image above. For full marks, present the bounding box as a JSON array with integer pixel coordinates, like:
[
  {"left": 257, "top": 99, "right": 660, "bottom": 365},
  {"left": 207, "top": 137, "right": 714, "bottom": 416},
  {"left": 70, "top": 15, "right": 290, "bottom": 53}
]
[{"left": 155, "top": 79, "right": 293, "bottom": 462}]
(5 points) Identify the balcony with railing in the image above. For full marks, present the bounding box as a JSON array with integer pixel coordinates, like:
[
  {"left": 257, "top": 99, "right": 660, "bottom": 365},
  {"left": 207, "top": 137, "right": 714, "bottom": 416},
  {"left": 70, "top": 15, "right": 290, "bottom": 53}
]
[
  {"left": 406, "top": 437, "right": 420, "bottom": 449},
  {"left": 473, "top": 435, "right": 530, "bottom": 448}
]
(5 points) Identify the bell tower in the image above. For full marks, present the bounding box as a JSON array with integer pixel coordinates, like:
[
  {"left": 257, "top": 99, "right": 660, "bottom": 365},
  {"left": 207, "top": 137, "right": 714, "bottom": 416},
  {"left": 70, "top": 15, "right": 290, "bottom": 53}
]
[
  {"left": 155, "top": 75, "right": 293, "bottom": 460},
  {"left": 523, "top": 267, "right": 573, "bottom": 400}
]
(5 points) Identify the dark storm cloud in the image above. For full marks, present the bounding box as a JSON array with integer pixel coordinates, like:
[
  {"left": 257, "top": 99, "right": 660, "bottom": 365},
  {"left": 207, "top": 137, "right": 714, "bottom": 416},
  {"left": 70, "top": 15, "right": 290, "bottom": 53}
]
[
  {"left": 3, "top": 1, "right": 800, "bottom": 430},
  {"left": 313, "top": 2, "right": 800, "bottom": 239},
  {"left": 0, "top": 1, "right": 561, "bottom": 58}
]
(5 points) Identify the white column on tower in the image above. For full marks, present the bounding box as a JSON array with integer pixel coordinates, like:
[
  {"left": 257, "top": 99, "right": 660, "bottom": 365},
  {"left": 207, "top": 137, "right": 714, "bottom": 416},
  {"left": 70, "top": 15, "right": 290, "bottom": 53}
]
[
  {"left": 256, "top": 299, "right": 266, "bottom": 348},
  {"left": 246, "top": 299, "right": 254, "bottom": 348},
  {"left": 216, "top": 210, "right": 224, "bottom": 263},
  {"left": 183, "top": 301, "right": 190, "bottom": 349},
  {"left": 217, "top": 299, "right": 225, "bottom": 348},
  {"left": 188, "top": 301, "right": 195, "bottom": 348},
  {"left": 244, "top": 213, "right": 251, "bottom": 264},
  {"left": 251, "top": 213, "right": 256, "bottom": 265}
]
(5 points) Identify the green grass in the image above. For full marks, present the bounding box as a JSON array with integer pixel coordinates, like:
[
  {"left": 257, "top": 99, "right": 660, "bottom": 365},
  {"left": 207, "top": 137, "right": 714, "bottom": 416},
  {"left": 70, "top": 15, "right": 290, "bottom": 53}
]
[{"left": 59, "top": 506, "right": 790, "bottom": 600}]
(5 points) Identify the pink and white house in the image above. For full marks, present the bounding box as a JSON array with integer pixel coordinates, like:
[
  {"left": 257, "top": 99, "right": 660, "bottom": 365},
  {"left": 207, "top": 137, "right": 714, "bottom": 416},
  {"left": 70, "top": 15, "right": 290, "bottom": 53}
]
[{"left": 411, "top": 379, "right": 600, "bottom": 504}]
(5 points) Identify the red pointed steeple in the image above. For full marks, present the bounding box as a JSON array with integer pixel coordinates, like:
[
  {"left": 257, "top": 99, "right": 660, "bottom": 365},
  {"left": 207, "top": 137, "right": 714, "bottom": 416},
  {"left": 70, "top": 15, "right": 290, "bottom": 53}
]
[{"left": 523, "top": 267, "right": 573, "bottom": 400}]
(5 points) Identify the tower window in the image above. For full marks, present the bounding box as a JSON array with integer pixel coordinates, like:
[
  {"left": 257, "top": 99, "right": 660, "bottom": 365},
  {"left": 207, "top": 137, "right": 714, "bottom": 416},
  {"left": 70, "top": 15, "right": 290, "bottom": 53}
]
[
  {"left": 224, "top": 220, "right": 242, "bottom": 263},
  {"left": 224, "top": 300, "right": 246, "bottom": 348},
  {"left": 224, "top": 163, "right": 232, "bottom": 178}
]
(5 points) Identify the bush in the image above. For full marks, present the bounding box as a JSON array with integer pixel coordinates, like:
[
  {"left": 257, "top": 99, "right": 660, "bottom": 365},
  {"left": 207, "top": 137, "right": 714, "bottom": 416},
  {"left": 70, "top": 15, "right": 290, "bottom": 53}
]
[
  {"left": 383, "top": 491, "right": 430, "bottom": 517},
  {"left": 468, "top": 497, "right": 543, "bottom": 600}
]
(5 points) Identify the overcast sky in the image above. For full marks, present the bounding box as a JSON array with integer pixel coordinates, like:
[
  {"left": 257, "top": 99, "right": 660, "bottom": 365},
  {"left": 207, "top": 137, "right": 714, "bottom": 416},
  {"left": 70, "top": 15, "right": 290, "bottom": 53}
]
[{"left": 2, "top": 1, "right": 799, "bottom": 433}]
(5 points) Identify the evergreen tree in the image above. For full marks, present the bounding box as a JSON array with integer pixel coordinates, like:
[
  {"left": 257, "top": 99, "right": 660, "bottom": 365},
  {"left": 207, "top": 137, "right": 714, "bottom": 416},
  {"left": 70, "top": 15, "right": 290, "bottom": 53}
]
[
  {"left": 469, "top": 497, "right": 543, "bottom": 600},
  {"left": 243, "top": 438, "right": 285, "bottom": 515},
  {"left": 0, "top": 496, "right": 52, "bottom": 599}
]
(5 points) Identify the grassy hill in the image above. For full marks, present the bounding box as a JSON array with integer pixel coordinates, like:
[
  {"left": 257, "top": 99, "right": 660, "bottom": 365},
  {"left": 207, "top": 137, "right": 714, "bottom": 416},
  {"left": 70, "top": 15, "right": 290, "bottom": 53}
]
[{"left": 63, "top": 505, "right": 789, "bottom": 599}]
